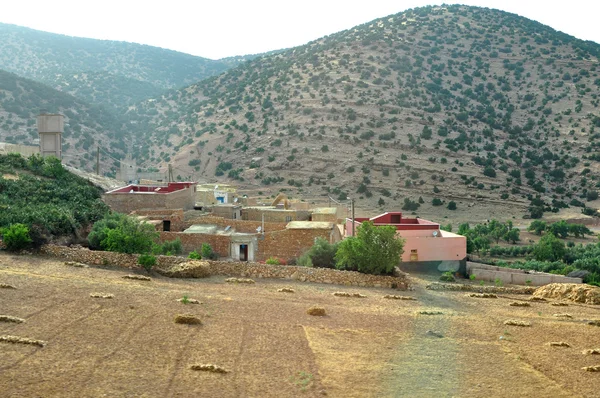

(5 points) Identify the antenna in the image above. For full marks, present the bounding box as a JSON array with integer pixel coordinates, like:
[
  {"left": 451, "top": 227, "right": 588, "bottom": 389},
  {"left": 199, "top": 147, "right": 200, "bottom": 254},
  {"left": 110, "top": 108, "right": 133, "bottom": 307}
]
[
  {"left": 433, "top": 230, "right": 438, "bottom": 237},
  {"left": 256, "top": 226, "right": 262, "bottom": 233}
]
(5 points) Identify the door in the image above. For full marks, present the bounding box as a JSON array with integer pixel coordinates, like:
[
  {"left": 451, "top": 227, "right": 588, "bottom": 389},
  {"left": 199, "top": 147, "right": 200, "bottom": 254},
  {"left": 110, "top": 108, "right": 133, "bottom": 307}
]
[
  {"left": 240, "top": 244, "right": 248, "bottom": 261},
  {"left": 163, "top": 220, "right": 171, "bottom": 232}
]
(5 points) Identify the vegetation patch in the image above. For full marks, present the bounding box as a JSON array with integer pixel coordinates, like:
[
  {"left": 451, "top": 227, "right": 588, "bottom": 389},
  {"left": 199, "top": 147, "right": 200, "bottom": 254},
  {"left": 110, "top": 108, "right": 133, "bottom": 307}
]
[
  {"left": 65, "top": 261, "right": 88, "bottom": 268},
  {"left": 177, "top": 296, "right": 201, "bottom": 304},
  {"left": 90, "top": 293, "right": 114, "bottom": 299},
  {"left": 418, "top": 311, "right": 444, "bottom": 315},
  {"left": 190, "top": 364, "right": 229, "bottom": 373},
  {"left": 122, "top": 275, "right": 152, "bottom": 281},
  {"left": 307, "top": 306, "right": 326, "bottom": 316},
  {"left": 548, "top": 342, "right": 570, "bottom": 347},
  {"left": 504, "top": 320, "right": 531, "bottom": 327},
  {"left": 277, "top": 288, "right": 295, "bottom": 293},
  {"left": 0, "top": 335, "right": 45, "bottom": 347},
  {"left": 467, "top": 293, "right": 498, "bottom": 298},
  {"left": 0, "top": 315, "right": 25, "bottom": 323},
  {"left": 225, "top": 278, "right": 255, "bottom": 284},
  {"left": 383, "top": 294, "right": 416, "bottom": 300},
  {"left": 439, "top": 272, "right": 456, "bottom": 282},
  {"left": 588, "top": 320, "right": 600, "bottom": 327},
  {"left": 158, "top": 261, "right": 211, "bottom": 278},
  {"left": 174, "top": 314, "right": 202, "bottom": 325},
  {"left": 509, "top": 302, "right": 531, "bottom": 307},
  {"left": 333, "top": 292, "right": 366, "bottom": 298}
]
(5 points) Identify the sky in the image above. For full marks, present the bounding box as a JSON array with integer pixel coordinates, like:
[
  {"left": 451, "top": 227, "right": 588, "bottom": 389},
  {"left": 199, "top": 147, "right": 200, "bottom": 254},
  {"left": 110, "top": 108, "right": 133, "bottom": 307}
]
[{"left": 1, "top": 1, "right": 599, "bottom": 60}]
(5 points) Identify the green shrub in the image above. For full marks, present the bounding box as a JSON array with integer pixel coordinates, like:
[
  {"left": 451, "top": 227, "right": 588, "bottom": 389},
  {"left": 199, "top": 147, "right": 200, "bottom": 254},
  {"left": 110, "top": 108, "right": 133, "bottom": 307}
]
[
  {"left": 188, "top": 251, "right": 201, "bottom": 260},
  {"left": 440, "top": 271, "right": 456, "bottom": 282},
  {"left": 447, "top": 201, "right": 457, "bottom": 210},
  {"left": 266, "top": 257, "right": 280, "bottom": 265},
  {"left": 201, "top": 243, "right": 217, "bottom": 260},
  {"left": 1, "top": 223, "right": 32, "bottom": 251},
  {"left": 157, "top": 239, "right": 183, "bottom": 255},
  {"left": 297, "top": 237, "right": 338, "bottom": 268},
  {"left": 138, "top": 254, "right": 156, "bottom": 272},
  {"left": 89, "top": 213, "right": 158, "bottom": 254}
]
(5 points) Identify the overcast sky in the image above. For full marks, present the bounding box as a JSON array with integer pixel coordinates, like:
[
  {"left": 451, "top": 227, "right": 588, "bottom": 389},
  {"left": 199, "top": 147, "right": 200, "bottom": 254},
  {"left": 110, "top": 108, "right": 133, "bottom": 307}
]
[{"left": 2, "top": 1, "right": 599, "bottom": 60}]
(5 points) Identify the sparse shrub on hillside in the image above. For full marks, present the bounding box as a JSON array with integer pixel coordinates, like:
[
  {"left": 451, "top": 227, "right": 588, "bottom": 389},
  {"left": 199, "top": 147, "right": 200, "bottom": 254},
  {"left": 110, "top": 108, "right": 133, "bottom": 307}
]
[
  {"left": 0, "top": 224, "right": 32, "bottom": 251},
  {"left": 447, "top": 201, "right": 457, "bottom": 210}
]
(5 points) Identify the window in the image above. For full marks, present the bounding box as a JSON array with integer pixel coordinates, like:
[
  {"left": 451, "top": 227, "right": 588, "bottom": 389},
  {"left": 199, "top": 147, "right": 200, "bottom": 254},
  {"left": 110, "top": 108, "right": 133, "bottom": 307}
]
[{"left": 285, "top": 216, "right": 292, "bottom": 222}]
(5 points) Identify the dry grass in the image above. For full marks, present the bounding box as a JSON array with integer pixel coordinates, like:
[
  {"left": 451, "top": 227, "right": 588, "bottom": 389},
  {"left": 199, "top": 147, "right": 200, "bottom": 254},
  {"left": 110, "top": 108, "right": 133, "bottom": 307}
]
[
  {"left": 90, "top": 293, "right": 114, "bottom": 299},
  {"left": 333, "top": 292, "right": 366, "bottom": 298},
  {"left": 582, "top": 365, "right": 600, "bottom": 372},
  {"left": 583, "top": 349, "right": 600, "bottom": 355},
  {"left": 190, "top": 364, "right": 230, "bottom": 373},
  {"left": 307, "top": 306, "right": 326, "bottom": 316},
  {"left": 553, "top": 313, "right": 573, "bottom": 319},
  {"left": 0, "top": 335, "right": 45, "bottom": 347},
  {"left": 0, "top": 315, "right": 25, "bottom": 323},
  {"left": 65, "top": 261, "right": 88, "bottom": 268},
  {"left": 174, "top": 314, "right": 202, "bottom": 325},
  {"left": 158, "top": 261, "right": 211, "bottom": 278},
  {"left": 533, "top": 283, "right": 600, "bottom": 305},
  {"left": 418, "top": 310, "right": 444, "bottom": 315},
  {"left": 467, "top": 293, "right": 497, "bottom": 298},
  {"left": 529, "top": 297, "right": 547, "bottom": 302},
  {"left": 548, "top": 342, "right": 571, "bottom": 347},
  {"left": 383, "top": 294, "right": 416, "bottom": 300},
  {"left": 277, "top": 288, "right": 295, "bottom": 293},
  {"left": 551, "top": 302, "right": 569, "bottom": 306},
  {"left": 0, "top": 283, "right": 16, "bottom": 289},
  {"left": 509, "top": 302, "right": 531, "bottom": 307},
  {"left": 504, "top": 320, "right": 531, "bottom": 327},
  {"left": 587, "top": 320, "right": 600, "bottom": 326},
  {"left": 122, "top": 275, "right": 151, "bottom": 281},
  {"left": 177, "top": 297, "right": 201, "bottom": 304},
  {"left": 225, "top": 277, "right": 255, "bottom": 284}
]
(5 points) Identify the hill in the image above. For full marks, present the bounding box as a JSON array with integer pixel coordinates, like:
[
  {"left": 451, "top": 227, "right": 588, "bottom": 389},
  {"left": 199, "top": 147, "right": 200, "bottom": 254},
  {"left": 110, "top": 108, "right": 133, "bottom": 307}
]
[
  {"left": 0, "top": 23, "right": 236, "bottom": 110},
  {"left": 0, "top": 69, "right": 129, "bottom": 171},
  {"left": 128, "top": 5, "right": 600, "bottom": 221}
]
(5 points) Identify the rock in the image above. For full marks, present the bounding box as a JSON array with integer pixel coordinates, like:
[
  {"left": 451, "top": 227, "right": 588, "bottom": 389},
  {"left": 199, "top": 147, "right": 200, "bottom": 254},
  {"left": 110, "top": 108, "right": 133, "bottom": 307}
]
[{"left": 567, "top": 270, "right": 589, "bottom": 279}]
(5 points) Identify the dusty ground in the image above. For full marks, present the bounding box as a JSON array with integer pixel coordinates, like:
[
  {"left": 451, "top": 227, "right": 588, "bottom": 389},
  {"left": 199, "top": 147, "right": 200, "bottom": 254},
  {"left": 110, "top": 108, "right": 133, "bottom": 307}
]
[{"left": 1, "top": 253, "right": 599, "bottom": 397}]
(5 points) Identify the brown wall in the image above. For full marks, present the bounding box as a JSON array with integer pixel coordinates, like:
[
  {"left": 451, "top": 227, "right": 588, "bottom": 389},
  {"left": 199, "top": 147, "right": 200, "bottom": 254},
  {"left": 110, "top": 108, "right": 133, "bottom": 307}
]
[
  {"left": 103, "top": 188, "right": 194, "bottom": 214},
  {"left": 160, "top": 231, "right": 231, "bottom": 257},
  {"left": 132, "top": 209, "right": 185, "bottom": 232},
  {"left": 184, "top": 215, "right": 287, "bottom": 234},
  {"left": 242, "top": 208, "right": 311, "bottom": 222},
  {"left": 257, "top": 228, "right": 335, "bottom": 262}
]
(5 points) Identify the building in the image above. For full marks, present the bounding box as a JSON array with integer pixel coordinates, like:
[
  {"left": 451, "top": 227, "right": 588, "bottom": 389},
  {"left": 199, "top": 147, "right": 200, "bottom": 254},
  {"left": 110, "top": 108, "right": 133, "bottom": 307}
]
[
  {"left": 196, "top": 184, "right": 239, "bottom": 206},
  {"left": 346, "top": 211, "right": 467, "bottom": 272},
  {"left": 242, "top": 206, "right": 311, "bottom": 223},
  {"left": 103, "top": 182, "right": 196, "bottom": 213},
  {"left": 38, "top": 114, "right": 63, "bottom": 159}
]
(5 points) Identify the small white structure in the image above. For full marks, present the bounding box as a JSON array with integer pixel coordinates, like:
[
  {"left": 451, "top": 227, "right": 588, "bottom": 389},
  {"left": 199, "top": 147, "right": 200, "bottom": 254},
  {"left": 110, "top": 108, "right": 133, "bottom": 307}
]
[{"left": 37, "top": 114, "right": 63, "bottom": 159}]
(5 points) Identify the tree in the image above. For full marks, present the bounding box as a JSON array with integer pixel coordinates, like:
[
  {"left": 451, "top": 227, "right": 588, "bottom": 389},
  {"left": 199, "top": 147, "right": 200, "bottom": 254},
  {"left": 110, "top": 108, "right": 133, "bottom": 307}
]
[
  {"left": 297, "top": 237, "right": 338, "bottom": 268},
  {"left": 504, "top": 228, "right": 521, "bottom": 244},
  {"left": 533, "top": 233, "right": 566, "bottom": 262},
  {"left": 548, "top": 220, "right": 569, "bottom": 239},
  {"left": 201, "top": 243, "right": 217, "bottom": 260},
  {"left": 447, "top": 201, "right": 457, "bottom": 210},
  {"left": 527, "top": 220, "right": 546, "bottom": 235},
  {"left": 335, "top": 221, "right": 404, "bottom": 275},
  {"left": 89, "top": 213, "right": 158, "bottom": 254}
]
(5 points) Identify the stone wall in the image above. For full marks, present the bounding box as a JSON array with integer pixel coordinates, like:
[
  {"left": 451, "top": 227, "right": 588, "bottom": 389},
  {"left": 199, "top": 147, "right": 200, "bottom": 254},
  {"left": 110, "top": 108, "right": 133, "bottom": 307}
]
[
  {"left": 103, "top": 188, "right": 194, "bottom": 214},
  {"left": 159, "top": 232, "right": 231, "bottom": 256},
  {"left": 258, "top": 228, "right": 334, "bottom": 262},
  {"left": 184, "top": 215, "right": 287, "bottom": 234},
  {"left": 242, "top": 208, "right": 311, "bottom": 222},
  {"left": 39, "top": 245, "right": 409, "bottom": 290},
  {"left": 132, "top": 209, "right": 185, "bottom": 232}
]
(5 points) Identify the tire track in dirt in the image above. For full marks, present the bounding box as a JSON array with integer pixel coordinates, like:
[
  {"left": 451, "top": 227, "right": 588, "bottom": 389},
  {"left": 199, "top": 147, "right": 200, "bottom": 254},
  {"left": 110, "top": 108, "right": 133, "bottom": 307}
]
[
  {"left": 163, "top": 328, "right": 201, "bottom": 398},
  {"left": 232, "top": 321, "right": 248, "bottom": 398}
]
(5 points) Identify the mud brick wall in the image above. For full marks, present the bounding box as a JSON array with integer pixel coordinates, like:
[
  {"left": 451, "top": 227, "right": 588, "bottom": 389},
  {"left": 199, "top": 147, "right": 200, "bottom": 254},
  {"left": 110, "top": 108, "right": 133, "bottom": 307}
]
[
  {"left": 103, "top": 188, "right": 194, "bottom": 214},
  {"left": 159, "top": 232, "right": 231, "bottom": 257},
  {"left": 242, "top": 208, "right": 311, "bottom": 222},
  {"left": 132, "top": 209, "right": 185, "bottom": 232},
  {"left": 184, "top": 215, "right": 287, "bottom": 233},
  {"left": 257, "top": 228, "right": 334, "bottom": 262}
]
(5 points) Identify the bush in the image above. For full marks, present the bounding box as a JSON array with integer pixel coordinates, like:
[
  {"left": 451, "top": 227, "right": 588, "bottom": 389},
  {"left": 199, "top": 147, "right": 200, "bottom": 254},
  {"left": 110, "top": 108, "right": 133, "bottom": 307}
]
[
  {"left": 440, "top": 271, "right": 456, "bottom": 282},
  {"left": 201, "top": 243, "right": 217, "bottom": 260},
  {"left": 297, "top": 237, "right": 338, "bottom": 268},
  {"left": 88, "top": 213, "right": 158, "bottom": 254},
  {"left": 1, "top": 223, "right": 32, "bottom": 251},
  {"left": 188, "top": 251, "right": 201, "bottom": 260},
  {"left": 266, "top": 257, "right": 280, "bottom": 265},
  {"left": 138, "top": 254, "right": 156, "bottom": 272},
  {"left": 156, "top": 239, "right": 183, "bottom": 255},
  {"left": 447, "top": 201, "right": 457, "bottom": 210}
]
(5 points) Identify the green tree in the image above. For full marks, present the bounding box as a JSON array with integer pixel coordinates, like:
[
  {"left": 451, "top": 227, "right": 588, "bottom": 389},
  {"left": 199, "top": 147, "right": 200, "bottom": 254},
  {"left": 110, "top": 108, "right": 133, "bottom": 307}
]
[
  {"left": 533, "top": 233, "right": 566, "bottom": 262},
  {"left": 201, "top": 243, "right": 217, "bottom": 260},
  {"left": 527, "top": 220, "right": 546, "bottom": 235},
  {"left": 0, "top": 223, "right": 32, "bottom": 251},
  {"left": 89, "top": 213, "right": 158, "bottom": 254},
  {"left": 335, "top": 221, "right": 404, "bottom": 275},
  {"left": 548, "top": 220, "right": 569, "bottom": 239},
  {"left": 447, "top": 201, "right": 457, "bottom": 210},
  {"left": 297, "top": 237, "right": 338, "bottom": 268},
  {"left": 504, "top": 228, "right": 521, "bottom": 244}
]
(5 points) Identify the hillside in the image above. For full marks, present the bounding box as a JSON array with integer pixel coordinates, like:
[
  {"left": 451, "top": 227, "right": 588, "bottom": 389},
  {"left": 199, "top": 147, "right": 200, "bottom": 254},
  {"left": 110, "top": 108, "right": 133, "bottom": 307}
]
[
  {"left": 128, "top": 5, "right": 600, "bottom": 221},
  {"left": 0, "top": 23, "right": 236, "bottom": 110},
  {"left": 0, "top": 69, "right": 127, "bottom": 171}
]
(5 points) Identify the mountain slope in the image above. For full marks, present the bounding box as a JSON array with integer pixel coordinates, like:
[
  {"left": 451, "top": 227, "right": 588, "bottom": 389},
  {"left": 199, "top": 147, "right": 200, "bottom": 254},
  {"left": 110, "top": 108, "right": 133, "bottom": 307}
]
[
  {"left": 0, "top": 23, "right": 233, "bottom": 110},
  {"left": 128, "top": 5, "right": 600, "bottom": 220},
  {"left": 0, "top": 69, "right": 127, "bottom": 171}
]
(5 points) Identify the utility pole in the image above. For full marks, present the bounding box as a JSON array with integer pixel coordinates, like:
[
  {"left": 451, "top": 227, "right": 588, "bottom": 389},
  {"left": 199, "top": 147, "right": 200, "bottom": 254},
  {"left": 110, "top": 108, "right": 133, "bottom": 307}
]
[
  {"left": 351, "top": 198, "right": 355, "bottom": 237},
  {"left": 96, "top": 146, "right": 100, "bottom": 175}
]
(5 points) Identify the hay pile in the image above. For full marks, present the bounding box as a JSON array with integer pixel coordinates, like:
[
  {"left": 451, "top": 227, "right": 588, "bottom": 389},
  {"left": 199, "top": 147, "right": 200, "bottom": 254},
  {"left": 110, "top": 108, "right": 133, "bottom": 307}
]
[
  {"left": 509, "top": 302, "right": 531, "bottom": 307},
  {"left": 504, "top": 320, "right": 531, "bottom": 327},
  {"left": 548, "top": 342, "right": 570, "bottom": 347},
  {"left": 383, "top": 294, "right": 416, "bottom": 300},
  {"left": 583, "top": 349, "right": 600, "bottom": 355},
  {"left": 157, "top": 261, "right": 211, "bottom": 279},
  {"left": 174, "top": 314, "right": 202, "bottom": 325},
  {"left": 553, "top": 313, "right": 573, "bottom": 319},
  {"left": 551, "top": 302, "right": 569, "bottom": 306},
  {"left": 532, "top": 283, "right": 600, "bottom": 305},
  {"left": 467, "top": 293, "right": 498, "bottom": 298},
  {"left": 177, "top": 297, "right": 201, "bottom": 304},
  {"left": 0, "top": 283, "right": 16, "bottom": 289},
  {"left": 419, "top": 310, "right": 444, "bottom": 315},
  {"left": 0, "top": 335, "right": 45, "bottom": 347},
  {"left": 277, "top": 288, "right": 295, "bottom": 293},
  {"left": 225, "top": 278, "right": 255, "bottom": 284},
  {"left": 332, "top": 292, "right": 366, "bottom": 298},
  {"left": 0, "top": 315, "right": 25, "bottom": 324},
  {"left": 587, "top": 320, "right": 600, "bottom": 327},
  {"left": 582, "top": 365, "right": 600, "bottom": 372},
  {"left": 64, "top": 261, "right": 88, "bottom": 268},
  {"left": 90, "top": 293, "right": 114, "bottom": 299},
  {"left": 529, "top": 297, "right": 547, "bottom": 302},
  {"left": 307, "top": 306, "right": 326, "bottom": 316},
  {"left": 122, "top": 275, "right": 151, "bottom": 281},
  {"left": 190, "top": 364, "right": 229, "bottom": 373}
]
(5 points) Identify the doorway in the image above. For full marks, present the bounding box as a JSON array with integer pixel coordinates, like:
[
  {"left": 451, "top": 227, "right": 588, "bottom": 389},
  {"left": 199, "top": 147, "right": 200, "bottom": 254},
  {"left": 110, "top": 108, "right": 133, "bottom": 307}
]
[
  {"left": 163, "top": 220, "right": 171, "bottom": 231},
  {"left": 240, "top": 244, "right": 248, "bottom": 261}
]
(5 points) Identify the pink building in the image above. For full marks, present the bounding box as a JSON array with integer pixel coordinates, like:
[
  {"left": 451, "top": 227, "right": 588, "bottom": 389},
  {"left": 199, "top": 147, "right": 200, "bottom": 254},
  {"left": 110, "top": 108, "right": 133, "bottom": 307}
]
[{"left": 345, "top": 212, "right": 466, "bottom": 271}]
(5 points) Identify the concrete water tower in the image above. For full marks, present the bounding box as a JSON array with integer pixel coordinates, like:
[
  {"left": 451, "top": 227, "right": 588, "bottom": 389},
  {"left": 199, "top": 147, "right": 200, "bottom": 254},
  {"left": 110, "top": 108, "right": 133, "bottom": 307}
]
[{"left": 37, "top": 113, "right": 64, "bottom": 159}]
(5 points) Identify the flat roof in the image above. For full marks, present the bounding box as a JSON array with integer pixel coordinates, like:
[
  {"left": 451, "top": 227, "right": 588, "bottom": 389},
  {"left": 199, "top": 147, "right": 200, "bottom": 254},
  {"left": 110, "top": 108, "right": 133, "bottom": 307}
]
[
  {"left": 312, "top": 207, "right": 337, "bottom": 214},
  {"left": 286, "top": 221, "right": 334, "bottom": 230}
]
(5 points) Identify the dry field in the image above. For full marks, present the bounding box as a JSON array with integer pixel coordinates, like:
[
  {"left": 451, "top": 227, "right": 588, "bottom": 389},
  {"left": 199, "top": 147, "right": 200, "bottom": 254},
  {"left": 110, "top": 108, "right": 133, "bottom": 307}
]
[{"left": 1, "top": 253, "right": 599, "bottom": 397}]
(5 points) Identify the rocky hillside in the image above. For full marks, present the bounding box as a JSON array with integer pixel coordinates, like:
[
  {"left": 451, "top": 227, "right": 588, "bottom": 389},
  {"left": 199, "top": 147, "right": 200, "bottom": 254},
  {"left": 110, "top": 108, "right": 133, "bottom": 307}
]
[
  {"left": 0, "top": 23, "right": 237, "bottom": 110},
  {"left": 0, "top": 69, "right": 127, "bottom": 171},
  {"left": 129, "top": 5, "right": 600, "bottom": 221}
]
